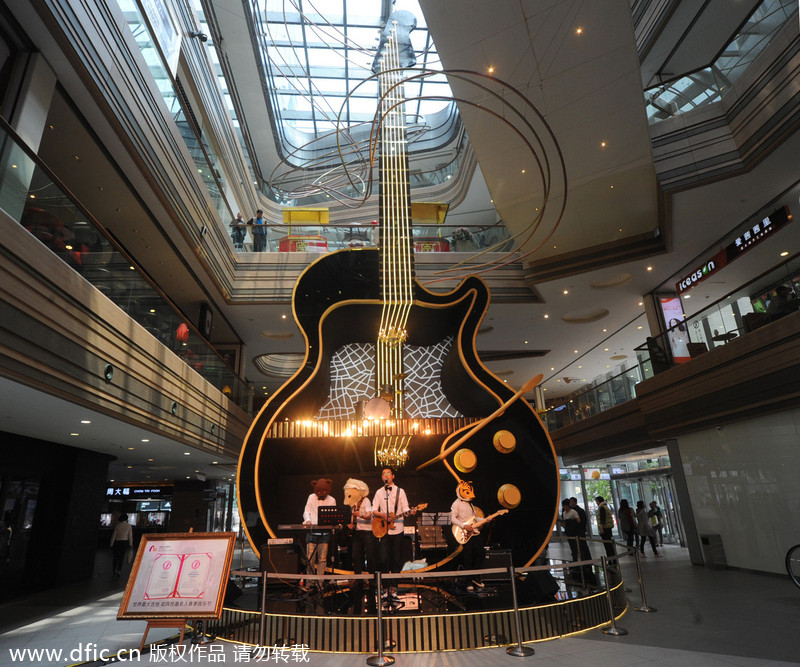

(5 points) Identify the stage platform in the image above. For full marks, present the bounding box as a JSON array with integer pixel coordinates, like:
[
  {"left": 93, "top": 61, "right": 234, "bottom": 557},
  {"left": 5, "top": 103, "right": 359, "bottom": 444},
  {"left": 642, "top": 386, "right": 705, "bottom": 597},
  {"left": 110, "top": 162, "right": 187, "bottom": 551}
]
[{"left": 209, "top": 557, "right": 626, "bottom": 653}]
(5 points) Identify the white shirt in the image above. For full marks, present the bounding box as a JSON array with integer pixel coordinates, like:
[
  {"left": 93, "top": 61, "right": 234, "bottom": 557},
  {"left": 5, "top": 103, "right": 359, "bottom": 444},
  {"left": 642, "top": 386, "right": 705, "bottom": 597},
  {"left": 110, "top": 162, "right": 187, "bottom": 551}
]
[
  {"left": 302, "top": 493, "right": 336, "bottom": 524},
  {"left": 353, "top": 497, "right": 373, "bottom": 532},
  {"left": 450, "top": 498, "right": 477, "bottom": 529},
  {"left": 110, "top": 521, "right": 132, "bottom": 546},
  {"left": 371, "top": 486, "right": 410, "bottom": 535}
]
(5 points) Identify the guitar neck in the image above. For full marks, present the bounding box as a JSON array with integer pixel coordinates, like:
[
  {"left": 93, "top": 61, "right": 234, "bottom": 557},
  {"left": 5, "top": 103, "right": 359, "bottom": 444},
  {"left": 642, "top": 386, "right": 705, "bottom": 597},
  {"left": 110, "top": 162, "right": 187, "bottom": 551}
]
[{"left": 376, "top": 26, "right": 415, "bottom": 413}]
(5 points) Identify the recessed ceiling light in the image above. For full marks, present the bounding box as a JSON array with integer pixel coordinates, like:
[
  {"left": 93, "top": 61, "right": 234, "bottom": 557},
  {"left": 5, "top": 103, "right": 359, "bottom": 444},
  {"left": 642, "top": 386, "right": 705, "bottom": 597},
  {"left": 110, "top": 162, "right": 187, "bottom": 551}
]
[
  {"left": 544, "top": 314, "right": 549, "bottom": 319},
  {"left": 488, "top": 66, "right": 494, "bottom": 74},
  {"left": 600, "top": 141, "right": 606, "bottom": 148},
  {"left": 524, "top": 340, "right": 528, "bottom": 344},
  {"left": 128, "top": 447, "right": 135, "bottom": 450},
  {"left": 148, "top": 458, "right": 154, "bottom": 462},
  {"left": 521, "top": 169, "right": 526, "bottom": 174},
  {"left": 563, "top": 289, "right": 569, "bottom": 295},
  {"left": 604, "top": 348, "right": 609, "bottom": 351},
  {"left": 574, "top": 350, "right": 578, "bottom": 353},
  {"left": 69, "top": 432, "right": 79, "bottom": 436},
  {"left": 281, "top": 314, "right": 287, "bottom": 319},
  {"left": 637, "top": 326, "right": 643, "bottom": 330},
  {"left": 184, "top": 452, "right": 191, "bottom": 456},
  {"left": 576, "top": 27, "right": 583, "bottom": 34},
  {"left": 638, "top": 301, "right": 643, "bottom": 306},
  {"left": 685, "top": 295, "right": 691, "bottom": 299},
  {"left": 81, "top": 420, "right": 91, "bottom": 424},
  {"left": 780, "top": 251, "right": 789, "bottom": 256},
  {"left": 142, "top": 439, "right": 149, "bottom": 442},
  {"left": 646, "top": 266, "right": 653, "bottom": 271}
]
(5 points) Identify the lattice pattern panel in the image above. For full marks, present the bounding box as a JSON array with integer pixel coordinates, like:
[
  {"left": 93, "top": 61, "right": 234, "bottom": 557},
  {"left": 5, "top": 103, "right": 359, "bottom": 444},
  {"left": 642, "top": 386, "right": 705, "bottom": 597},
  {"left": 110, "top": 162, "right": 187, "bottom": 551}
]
[
  {"left": 403, "top": 337, "right": 461, "bottom": 418},
  {"left": 316, "top": 337, "right": 461, "bottom": 420},
  {"left": 317, "top": 343, "right": 375, "bottom": 420}
]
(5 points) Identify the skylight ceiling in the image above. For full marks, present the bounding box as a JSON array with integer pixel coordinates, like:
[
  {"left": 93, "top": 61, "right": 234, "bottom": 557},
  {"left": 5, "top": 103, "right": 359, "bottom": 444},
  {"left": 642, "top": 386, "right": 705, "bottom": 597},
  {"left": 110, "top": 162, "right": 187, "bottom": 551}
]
[{"left": 252, "top": 0, "right": 457, "bottom": 159}]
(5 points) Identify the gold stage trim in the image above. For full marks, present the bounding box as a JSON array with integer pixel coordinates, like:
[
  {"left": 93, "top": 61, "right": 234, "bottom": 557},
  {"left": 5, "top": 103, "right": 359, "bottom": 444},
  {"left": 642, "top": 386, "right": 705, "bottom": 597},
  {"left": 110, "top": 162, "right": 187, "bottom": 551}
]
[{"left": 267, "top": 416, "right": 479, "bottom": 439}]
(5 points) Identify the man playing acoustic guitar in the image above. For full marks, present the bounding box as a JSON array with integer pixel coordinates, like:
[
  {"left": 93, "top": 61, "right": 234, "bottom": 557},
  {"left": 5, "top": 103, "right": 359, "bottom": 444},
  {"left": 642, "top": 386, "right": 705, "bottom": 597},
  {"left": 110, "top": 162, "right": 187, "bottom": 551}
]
[{"left": 371, "top": 467, "right": 418, "bottom": 586}]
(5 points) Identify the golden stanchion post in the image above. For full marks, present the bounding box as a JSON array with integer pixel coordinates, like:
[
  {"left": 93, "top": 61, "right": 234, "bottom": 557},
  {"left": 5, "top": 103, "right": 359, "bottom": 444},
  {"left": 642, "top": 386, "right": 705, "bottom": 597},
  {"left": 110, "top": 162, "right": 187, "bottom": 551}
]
[
  {"left": 600, "top": 556, "right": 627, "bottom": 636},
  {"left": 633, "top": 550, "right": 657, "bottom": 612},
  {"left": 505, "top": 565, "right": 534, "bottom": 657},
  {"left": 366, "top": 571, "right": 395, "bottom": 666}
]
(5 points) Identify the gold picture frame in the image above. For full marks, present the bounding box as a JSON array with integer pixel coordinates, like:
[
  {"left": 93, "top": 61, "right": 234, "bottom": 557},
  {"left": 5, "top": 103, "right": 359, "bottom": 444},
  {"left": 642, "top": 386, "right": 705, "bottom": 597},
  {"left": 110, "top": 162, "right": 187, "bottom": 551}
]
[{"left": 117, "top": 532, "right": 236, "bottom": 620}]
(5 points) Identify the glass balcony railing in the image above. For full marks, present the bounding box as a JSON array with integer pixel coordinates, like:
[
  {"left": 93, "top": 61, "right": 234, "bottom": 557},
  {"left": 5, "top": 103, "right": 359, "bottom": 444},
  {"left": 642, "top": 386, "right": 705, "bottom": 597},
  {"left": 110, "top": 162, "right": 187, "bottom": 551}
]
[
  {"left": 541, "top": 366, "right": 644, "bottom": 432},
  {"left": 116, "top": 0, "right": 235, "bottom": 225},
  {"left": 644, "top": 0, "right": 796, "bottom": 123},
  {"left": 228, "top": 220, "right": 513, "bottom": 254},
  {"left": 542, "top": 251, "right": 800, "bottom": 432},
  {"left": 635, "top": 253, "right": 800, "bottom": 371},
  {"left": 0, "top": 117, "right": 252, "bottom": 411}
]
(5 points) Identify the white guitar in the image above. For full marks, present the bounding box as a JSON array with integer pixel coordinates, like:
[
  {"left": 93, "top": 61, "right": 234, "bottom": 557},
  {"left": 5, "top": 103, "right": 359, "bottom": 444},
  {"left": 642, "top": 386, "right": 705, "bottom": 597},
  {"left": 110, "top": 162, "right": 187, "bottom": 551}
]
[{"left": 452, "top": 509, "right": 509, "bottom": 544}]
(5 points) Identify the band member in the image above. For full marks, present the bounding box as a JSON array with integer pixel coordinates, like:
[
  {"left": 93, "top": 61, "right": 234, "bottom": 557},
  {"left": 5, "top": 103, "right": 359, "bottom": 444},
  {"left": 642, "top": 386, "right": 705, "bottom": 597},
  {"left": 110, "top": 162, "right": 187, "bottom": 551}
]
[
  {"left": 302, "top": 478, "right": 336, "bottom": 580},
  {"left": 371, "top": 467, "right": 415, "bottom": 574},
  {"left": 450, "top": 481, "right": 486, "bottom": 588},
  {"left": 343, "top": 478, "right": 375, "bottom": 574}
]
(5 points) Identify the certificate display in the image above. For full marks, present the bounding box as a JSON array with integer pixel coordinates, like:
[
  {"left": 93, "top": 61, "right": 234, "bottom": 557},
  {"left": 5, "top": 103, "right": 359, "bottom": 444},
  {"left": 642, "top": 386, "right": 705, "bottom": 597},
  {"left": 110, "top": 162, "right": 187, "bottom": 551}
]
[{"left": 118, "top": 532, "right": 235, "bottom": 620}]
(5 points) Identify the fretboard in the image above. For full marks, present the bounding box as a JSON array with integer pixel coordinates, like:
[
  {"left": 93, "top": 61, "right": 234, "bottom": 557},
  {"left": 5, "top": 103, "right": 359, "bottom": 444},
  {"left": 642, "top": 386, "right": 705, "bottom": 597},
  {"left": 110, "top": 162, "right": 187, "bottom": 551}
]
[{"left": 376, "top": 24, "right": 415, "bottom": 415}]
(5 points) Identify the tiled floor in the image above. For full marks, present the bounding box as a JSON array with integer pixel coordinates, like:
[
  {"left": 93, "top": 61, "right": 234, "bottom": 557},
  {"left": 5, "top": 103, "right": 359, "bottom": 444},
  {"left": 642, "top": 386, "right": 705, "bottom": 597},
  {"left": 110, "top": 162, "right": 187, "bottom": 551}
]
[{"left": 1, "top": 542, "right": 798, "bottom": 666}]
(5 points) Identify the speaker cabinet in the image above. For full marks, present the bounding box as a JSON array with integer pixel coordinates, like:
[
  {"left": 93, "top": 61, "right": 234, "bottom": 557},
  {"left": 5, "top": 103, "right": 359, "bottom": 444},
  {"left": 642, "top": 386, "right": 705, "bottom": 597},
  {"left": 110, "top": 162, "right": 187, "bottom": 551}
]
[
  {"left": 260, "top": 544, "right": 300, "bottom": 574},
  {"left": 483, "top": 548, "right": 512, "bottom": 581}
]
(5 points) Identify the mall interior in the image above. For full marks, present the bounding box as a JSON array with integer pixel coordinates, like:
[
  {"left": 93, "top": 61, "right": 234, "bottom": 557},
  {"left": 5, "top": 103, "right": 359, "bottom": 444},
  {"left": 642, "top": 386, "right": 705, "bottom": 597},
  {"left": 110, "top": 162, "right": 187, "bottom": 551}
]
[{"left": 1, "top": 0, "right": 800, "bottom": 663}]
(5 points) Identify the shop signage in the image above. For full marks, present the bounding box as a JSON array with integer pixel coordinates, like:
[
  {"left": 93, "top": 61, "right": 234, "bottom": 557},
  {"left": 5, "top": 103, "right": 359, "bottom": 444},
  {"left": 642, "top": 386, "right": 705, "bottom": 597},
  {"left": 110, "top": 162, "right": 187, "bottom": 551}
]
[
  {"left": 675, "top": 205, "right": 792, "bottom": 294},
  {"left": 106, "top": 485, "right": 170, "bottom": 498}
]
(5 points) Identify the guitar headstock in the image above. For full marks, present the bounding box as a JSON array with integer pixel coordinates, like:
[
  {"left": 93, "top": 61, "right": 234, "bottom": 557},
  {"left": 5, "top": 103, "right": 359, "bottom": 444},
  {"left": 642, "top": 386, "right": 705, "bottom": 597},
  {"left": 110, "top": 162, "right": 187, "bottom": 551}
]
[
  {"left": 415, "top": 503, "right": 428, "bottom": 511},
  {"left": 371, "top": 10, "right": 417, "bottom": 74}
]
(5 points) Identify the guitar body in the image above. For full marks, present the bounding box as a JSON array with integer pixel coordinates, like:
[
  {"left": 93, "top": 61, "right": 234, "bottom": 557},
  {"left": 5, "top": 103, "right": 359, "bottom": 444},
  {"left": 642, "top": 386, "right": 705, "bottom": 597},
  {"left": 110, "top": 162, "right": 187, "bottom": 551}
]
[
  {"left": 452, "top": 509, "right": 508, "bottom": 544},
  {"left": 372, "top": 515, "right": 390, "bottom": 540},
  {"left": 371, "top": 503, "right": 428, "bottom": 539},
  {"left": 237, "top": 248, "right": 559, "bottom": 566}
]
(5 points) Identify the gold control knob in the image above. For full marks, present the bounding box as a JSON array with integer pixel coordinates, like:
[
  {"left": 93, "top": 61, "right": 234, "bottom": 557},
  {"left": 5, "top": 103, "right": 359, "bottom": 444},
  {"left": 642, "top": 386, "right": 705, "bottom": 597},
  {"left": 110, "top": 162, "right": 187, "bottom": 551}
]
[
  {"left": 497, "top": 483, "right": 521, "bottom": 509},
  {"left": 454, "top": 448, "right": 477, "bottom": 473},
  {"left": 493, "top": 430, "right": 516, "bottom": 454}
]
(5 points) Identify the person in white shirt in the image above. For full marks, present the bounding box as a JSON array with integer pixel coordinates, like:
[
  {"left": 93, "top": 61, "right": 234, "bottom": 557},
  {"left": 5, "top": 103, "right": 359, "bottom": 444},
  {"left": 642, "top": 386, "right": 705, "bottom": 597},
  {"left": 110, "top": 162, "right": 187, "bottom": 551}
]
[
  {"left": 302, "top": 478, "right": 336, "bottom": 580},
  {"left": 343, "top": 478, "right": 375, "bottom": 575},
  {"left": 450, "top": 481, "right": 488, "bottom": 590},
  {"left": 371, "top": 467, "right": 416, "bottom": 574},
  {"left": 109, "top": 513, "right": 133, "bottom": 577}
]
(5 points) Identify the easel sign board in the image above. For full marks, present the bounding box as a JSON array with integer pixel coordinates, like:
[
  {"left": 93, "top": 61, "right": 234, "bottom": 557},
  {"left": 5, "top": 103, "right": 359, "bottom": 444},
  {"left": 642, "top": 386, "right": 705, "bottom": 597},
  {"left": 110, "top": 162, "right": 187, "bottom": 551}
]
[{"left": 118, "top": 532, "right": 236, "bottom": 620}]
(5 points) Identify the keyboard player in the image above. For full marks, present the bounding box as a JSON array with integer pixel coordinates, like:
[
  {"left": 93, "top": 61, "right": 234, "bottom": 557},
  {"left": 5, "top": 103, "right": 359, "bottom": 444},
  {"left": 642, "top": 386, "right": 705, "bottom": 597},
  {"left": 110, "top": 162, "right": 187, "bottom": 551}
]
[{"left": 302, "top": 478, "right": 336, "bottom": 583}]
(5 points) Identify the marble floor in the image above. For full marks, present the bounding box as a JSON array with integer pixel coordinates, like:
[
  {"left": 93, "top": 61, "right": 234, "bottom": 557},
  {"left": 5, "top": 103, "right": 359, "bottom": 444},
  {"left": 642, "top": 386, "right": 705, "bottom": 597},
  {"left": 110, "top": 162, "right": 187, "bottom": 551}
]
[{"left": 0, "top": 541, "right": 798, "bottom": 666}]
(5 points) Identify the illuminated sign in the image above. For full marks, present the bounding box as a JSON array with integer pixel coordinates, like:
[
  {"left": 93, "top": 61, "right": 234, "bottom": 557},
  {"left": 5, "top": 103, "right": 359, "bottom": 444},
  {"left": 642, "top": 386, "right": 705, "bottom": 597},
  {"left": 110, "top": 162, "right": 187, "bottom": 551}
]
[
  {"left": 106, "top": 485, "right": 171, "bottom": 498},
  {"left": 725, "top": 205, "right": 791, "bottom": 260},
  {"left": 676, "top": 205, "right": 792, "bottom": 294},
  {"left": 677, "top": 260, "right": 718, "bottom": 292}
]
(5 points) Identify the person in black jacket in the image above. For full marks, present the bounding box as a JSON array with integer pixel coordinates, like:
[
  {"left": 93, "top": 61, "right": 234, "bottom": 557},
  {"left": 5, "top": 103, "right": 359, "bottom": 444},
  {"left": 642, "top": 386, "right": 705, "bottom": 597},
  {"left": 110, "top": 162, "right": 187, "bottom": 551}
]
[{"left": 570, "top": 497, "right": 592, "bottom": 561}]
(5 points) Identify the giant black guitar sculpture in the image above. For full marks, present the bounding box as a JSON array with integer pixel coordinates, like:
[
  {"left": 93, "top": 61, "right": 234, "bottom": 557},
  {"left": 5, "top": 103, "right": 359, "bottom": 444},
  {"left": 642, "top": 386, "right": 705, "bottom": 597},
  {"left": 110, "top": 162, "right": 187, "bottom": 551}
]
[{"left": 237, "top": 12, "right": 558, "bottom": 568}]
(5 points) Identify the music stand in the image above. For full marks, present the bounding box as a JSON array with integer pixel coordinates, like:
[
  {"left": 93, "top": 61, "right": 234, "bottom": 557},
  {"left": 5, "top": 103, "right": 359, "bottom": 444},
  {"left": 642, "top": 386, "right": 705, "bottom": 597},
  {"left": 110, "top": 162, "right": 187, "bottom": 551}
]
[{"left": 318, "top": 505, "right": 352, "bottom": 527}]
